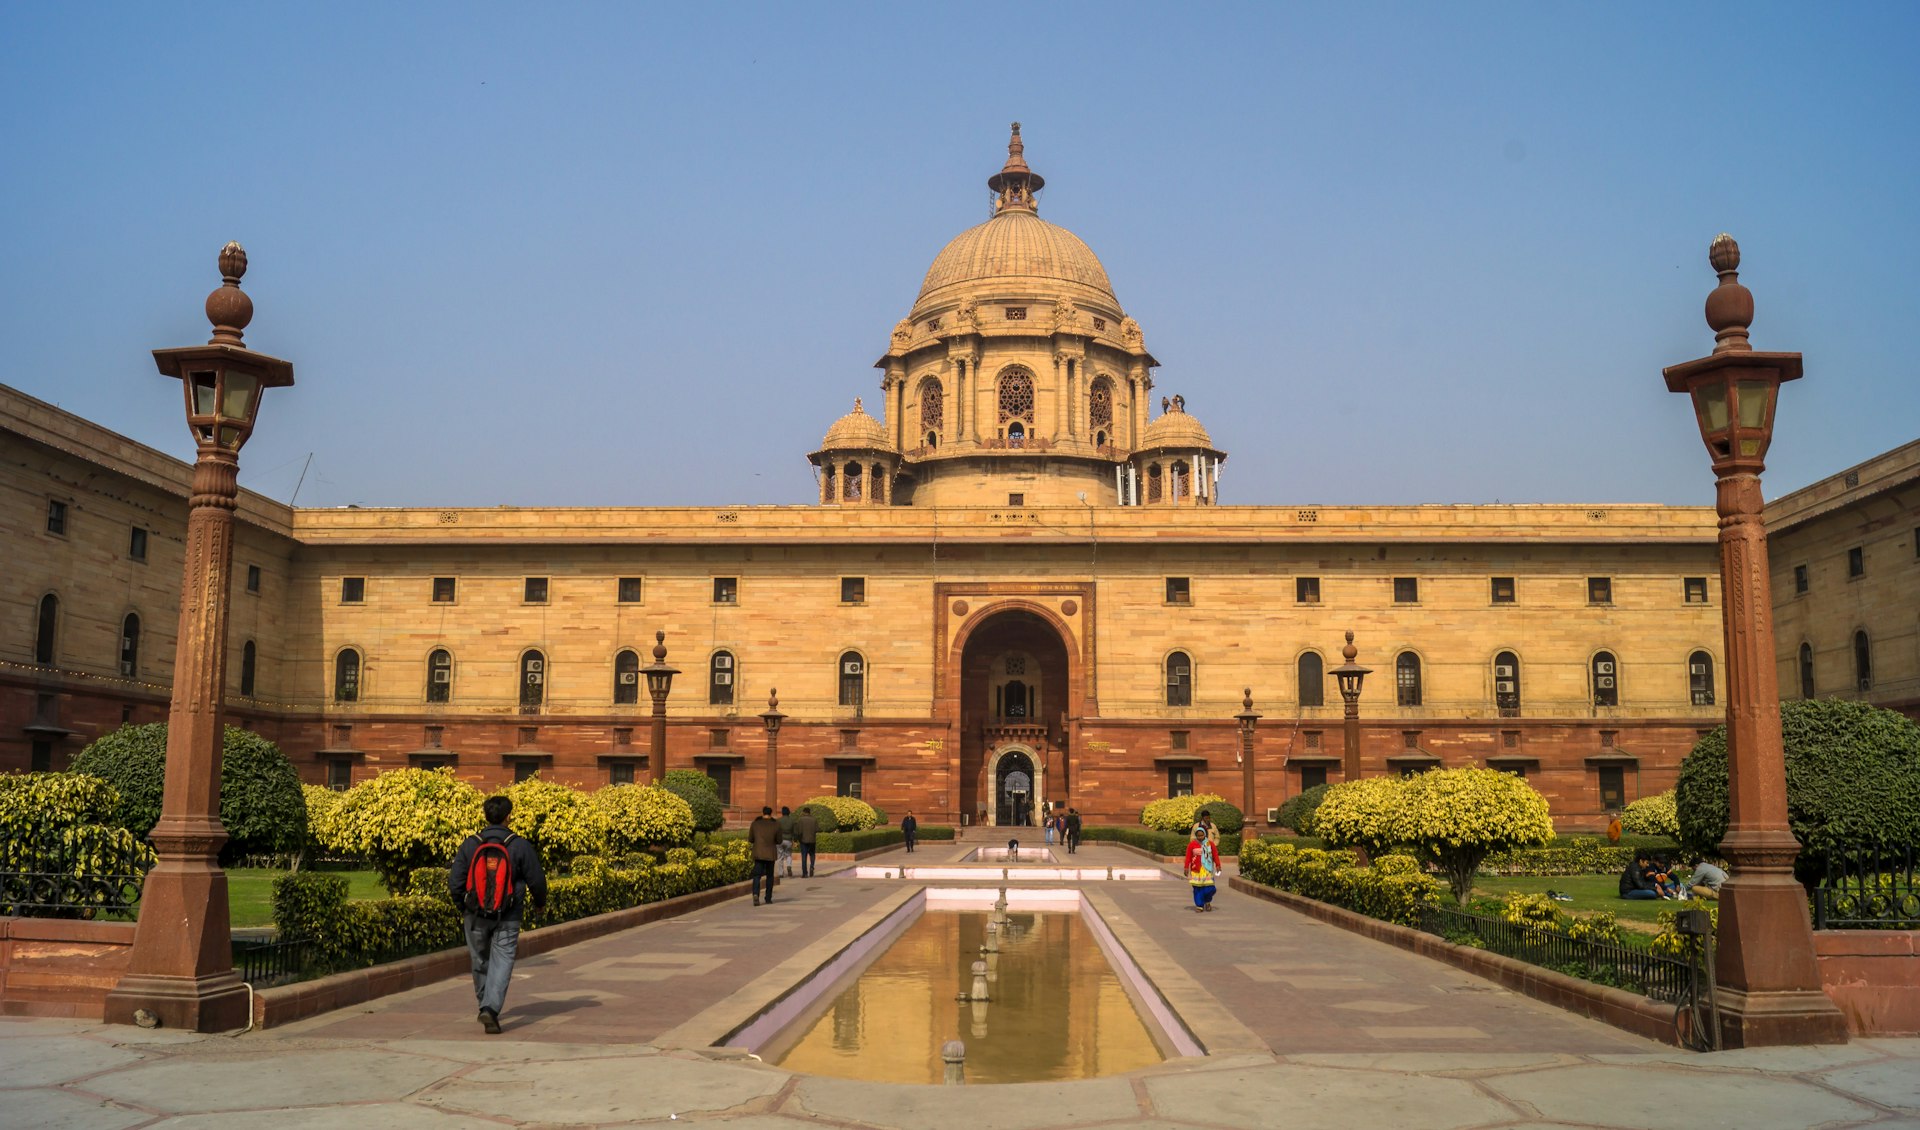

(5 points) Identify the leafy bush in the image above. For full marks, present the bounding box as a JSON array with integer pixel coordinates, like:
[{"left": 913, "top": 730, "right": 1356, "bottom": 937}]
[
  {"left": 1140, "top": 793, "right": 1233, "bottom": 834},
  {"left": 1239, "top": 840, "right": 1444, "bottom": 927},
  {"left": 594, "top": 785, "right": 695, "bottom": 852},
  {"left": 502, "top": 776, "right": 611, "bottom": 870},
  {"left": 0, "top": 772, "right": 155, "bottom": 917},
  {"left": 301, "top": 785, "right": 345, "bottom": 865},
  {"left": 1395, "top": 768, "right": 1555, "bottom": 905},
  {"left": 1619, "top": 791, "right": 1679, "bottom": 839},
  {"left": 1481, "top": 834, "right": 1693, "bottom": 876},
  {"left": 1314, "top": 777, "right": 1408, "bottom": 858},
  {"left": 796, "top": 803, "right": 839, "bottom": 834},
  {"left": 316, "top": 768, "right": 483, "bottom": 894},
  {"left": 1676, "top": 699, "right": 1920, "bottom": 869},
  {"left": 662, "top": 770, "right": 726, "bottom": 837},
  {"left": 1494, "top": 890, "right": 1624, "bottom": 945},
  {"left": 804, "top": 795, "right": 878, "bottom": 831},
  {"left": 1275, "top": 783, "right": 1331, "bottom": 835},
  {"left": 71, "top": 723, "right": 308, "bottom": 858},
  {"left": 1079, "top": 825, "right": 1242, "bottom": 857}
]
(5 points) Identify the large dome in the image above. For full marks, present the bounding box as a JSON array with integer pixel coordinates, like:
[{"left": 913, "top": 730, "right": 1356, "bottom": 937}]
[{"left": 916, "top": 210, "right": 1116, "bottom": 306}]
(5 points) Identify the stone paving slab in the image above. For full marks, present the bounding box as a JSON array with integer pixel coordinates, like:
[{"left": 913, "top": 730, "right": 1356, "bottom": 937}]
[
  {"left": 418, "top": 1053, "right": 786, "bottom": 1123},
  {"left": 0, "top": 1087, "right": 150, "bottom": 1130},
  {"left": 1481, "top": 1062, "right": 1884, "bottom": 1129},
  {"left": 789, "top": 1074, "right": 1144, "bottom": 1130}
]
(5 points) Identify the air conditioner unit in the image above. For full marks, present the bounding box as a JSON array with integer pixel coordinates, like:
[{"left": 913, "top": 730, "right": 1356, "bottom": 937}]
[
  {"left": 1690, "top": 663, "right": 1708, "bottom": 675},
  {"left": 714, "top": 672, "right": 733, "bottom": 685},
  {"left": 1266, "top": 807, "right": 1281, "bottom": 824},
  {"left": 1495, "top": 665, "right": 1515, "bottom": 678},
  {"left": 843, "top": 660, "right": 864, "bottom": 675},
  {"left": 1596, "top": 661, "right": 1615, "bottom": 675},
  {"left": 527, "top": 672, "right": 544, "bottom": 685},
  {"left": 1597, "top": 676, "right": 1616, "bottom": 689},
  {"left": 433, "top": 669, "right": 452, "bottom": 684},
  {"left": 715, "top": 654, "right": 733, "bottom": 669},
  {"left": 618, "top": 672, "right": 638, "bottom": 684},
  {"left": 1496, "top": 680, "right": 1516, "bottom": 694},
  {"left": 527, "top": 659, "right": 544, "bottom": 673}
]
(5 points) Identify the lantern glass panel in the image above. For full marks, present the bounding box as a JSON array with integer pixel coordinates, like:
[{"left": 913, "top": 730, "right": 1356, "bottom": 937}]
[
  {"left": 1735, "top": 380, "right": 1770, "bottom": 430},
  {"left": 218, "top": 425, "right": 243, "bottom": 448},
  {"left": 221, "top": 372, "right": 259, "bottom": 421},
  {"left": 1693, "top": 382, "right": 1729, "bottom": 433},
  {"left": 191, "top": 372, "right": 218, "bottom": 415}
]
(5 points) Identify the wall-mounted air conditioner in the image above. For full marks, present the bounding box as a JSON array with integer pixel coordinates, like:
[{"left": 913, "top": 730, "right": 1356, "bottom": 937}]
[
  {"left": 1690, "top": 663, "right": 1708, "bottom": 675},
  {"left": 844, "top": 660, "right": 864, "bottom": 675},
  {"left": 1495, "top": 665, "right": 1514, "bottom": 678},
  {"left": 715, "top": 654, "right": 733, "bottom": 669},
  {"left": 1597, "top": 676, "right": 1616, "bottom": 689},
  {"left": 527, "top": 659, "right": 544, "bottom": 673},
  {"left": 433, "top": 669, "right": 451, "bottom": 683},
  {"left": 715, "top": 672, "right": 733, "bottom": 685},
  {"left": 526, "top": 672, "right": 544, "bottom": 685},
  {"left": 1496, "top": 680, "right": 1516, "bottom": 694},
  {"left": 618, "top": 672, "right": 637, "bottom": 684},
  {"left": 1596, "top": 661, "right": 1615, "bottom": 675}
]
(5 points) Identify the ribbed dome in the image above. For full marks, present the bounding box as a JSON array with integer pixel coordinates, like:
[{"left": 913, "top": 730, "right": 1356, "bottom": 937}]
[
  {"left": 1140, "top": 407, "right": 1215, "bottom": 450},
  {"left": 917, "top": 210, "right": 1116, "bottom": 307},
  {"left": 819, "top": 399, "right": 892, "bottom": 452}
]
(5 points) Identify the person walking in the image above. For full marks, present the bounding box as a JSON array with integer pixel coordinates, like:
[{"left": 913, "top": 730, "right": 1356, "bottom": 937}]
[
  {"left": 1065, "top": 807, "right": 1082, "bottom": 854},
  {"left": 748, "top": 805, "right": 780, "bottom": 906},
  {"left": 776, "top": 805, "right": 796, "bottom": 877},
  {"left": 448, "top": 794, "right": 547, "bottom": 1034},
  {"left": 901, "top": 809, "right": 918, "bottom": 853},
  {"left": 795, "top": 805, "right": 820, "bottom": 877},
  {"left": 1185, "top": 822, "right": 1219, "bottom": 913},
  {"left": 1043, "top": 802, "right": 1056, "bottom": 844}
]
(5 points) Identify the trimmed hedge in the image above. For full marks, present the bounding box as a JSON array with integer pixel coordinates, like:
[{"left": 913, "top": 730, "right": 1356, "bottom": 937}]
[
  {"left": 1481, "top": 834, "right": 1695, "bottom": 876},
  {"left": 802, "top": 796, "right": 880, "bottom": 832},
  {"left": 1238, "top": 839, "right": 1445, "bottom": 927},
  {"left": 1274, "top": 784, "right": 1331, "bottom": 835},
  {"left": 1619, "top": 791, "right": 1679, "bottom": 839},
  {"left": 662, "top": 770, "right": 726, "bottom": 837},
  {"left": 1140, "top": 793, "right": 1242, "bottom": 835},
  {"left": 1080, "top": 825, "right": 1243, "bottom": 857},
  {"left": 71, "top": 723, "right": 307, "bottom": 858}
]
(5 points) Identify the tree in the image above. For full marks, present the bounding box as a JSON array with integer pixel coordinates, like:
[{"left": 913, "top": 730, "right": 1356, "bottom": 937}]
[
  {"left": 1394, "top": 768, "right": 1554, "bottom": 905},
  {"left": 1676, "top": 698, "right": 1920, "bottom": 871},
  {"left": 662, "top": 769, "right": 726, "bottom": 838},
  {"left": 71, "top": 722, "right": 308, "bottom": 859},
  {"left": 317, "top": 768, "right": 483, "bottom": 894}
]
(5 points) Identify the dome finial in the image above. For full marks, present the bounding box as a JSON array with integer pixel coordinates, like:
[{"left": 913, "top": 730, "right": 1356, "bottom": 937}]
[
  {"left": 205, "top": 240, "right": 253, "bottom": 347},
  {"left": 1704, "top": 233, "right": 1754, "bottom": 354},
  {"left": 987, "top": 122, "right": 1044, "bottom": 215}
]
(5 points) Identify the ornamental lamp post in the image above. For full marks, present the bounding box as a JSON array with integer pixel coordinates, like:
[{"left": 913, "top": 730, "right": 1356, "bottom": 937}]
[
  {"left": 105, "top": 243, "right": 293, "bottom": 1033},
  {"left": 1661, "top": 234, "right": 1846, "bottom": 1047},
  {"left": 1234, "top": 688, "right": 1260, "bottom": 834},
  {"left": 643, "top": 631, "right": 679, "bottom": 784},
  {"left": 760, "top": 688, "right": 787, "bottom": 813},
  {"left": 1329, "top": 631, "right": 1369, "bottom": 785}
]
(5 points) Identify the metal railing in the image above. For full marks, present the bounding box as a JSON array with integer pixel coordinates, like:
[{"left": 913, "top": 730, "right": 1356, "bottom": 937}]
[
  {"left": 0, "top": 870, "right": 146, "bottom": 918},
  {"left": 233, "top": 936, "right": 316, "bottom": 987},
  {"left": 1814, "top": 843, "right": 1920, "bottom": 929}
]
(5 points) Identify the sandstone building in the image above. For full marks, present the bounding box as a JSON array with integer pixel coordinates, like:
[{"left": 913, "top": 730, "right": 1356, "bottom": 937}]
[{"left": 7, "top": 128, "right": 1898, "bottom": 830}]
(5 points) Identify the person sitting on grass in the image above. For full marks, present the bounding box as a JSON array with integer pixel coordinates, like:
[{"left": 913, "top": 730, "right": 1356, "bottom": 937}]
[
  {"left": 1687, "top": 860, "right": 1727, "bottom": 901},
  {"left": 1650, "top": 855, "right": 1684, "bottom": 900},
  {"left": 1618, "top": 851, "right": 1661, "bottom": 901}
]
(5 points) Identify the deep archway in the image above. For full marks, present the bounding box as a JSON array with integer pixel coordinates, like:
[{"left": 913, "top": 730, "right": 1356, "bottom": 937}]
[{"left": 958, "top": 607, "right": 1073, "bottom": 825}]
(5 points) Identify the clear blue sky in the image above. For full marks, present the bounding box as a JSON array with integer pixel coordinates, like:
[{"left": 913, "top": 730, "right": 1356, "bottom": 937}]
[{"left": 2, "top": 4, "right": 1915, "bottom": 509}]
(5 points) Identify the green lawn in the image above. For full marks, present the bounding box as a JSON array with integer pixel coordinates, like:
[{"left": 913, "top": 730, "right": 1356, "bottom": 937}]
[
  {"left": 227, "top": 868, "right": 388, "bottom": 929},
  {"left": 1471, "top": 873, "right": 1691, "bottom": 932}
]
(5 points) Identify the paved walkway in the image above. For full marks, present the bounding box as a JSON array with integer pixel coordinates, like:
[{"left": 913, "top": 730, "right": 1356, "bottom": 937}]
[{"left": 4, "top": 843, "right": 1917, "bottom": 1128}]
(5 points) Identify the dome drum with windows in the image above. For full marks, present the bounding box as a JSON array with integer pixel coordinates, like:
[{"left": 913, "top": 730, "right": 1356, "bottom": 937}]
[{"left": 817, "top": 125, "right": 1223, "bottom": 508}]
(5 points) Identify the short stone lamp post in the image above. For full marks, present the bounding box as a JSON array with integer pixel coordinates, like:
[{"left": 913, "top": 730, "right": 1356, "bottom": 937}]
[
  {"left": 1329, "top": 632, "right": 1370, "bottom": 784},
  {"left": 759, "top": 689, "right": 786, "bottom": 813},
  {"left": 1661, "top": 234, "right": 1846, "bottom": 1047},
  {"left": 105, "top": 243, "right": 294, "bottom": 1032},
  {"left": 643, "top": 631, "right": 679, "bottom": 784},
  {"left": 1235, "top": 688, "right": 1260, "bottom": 834}
]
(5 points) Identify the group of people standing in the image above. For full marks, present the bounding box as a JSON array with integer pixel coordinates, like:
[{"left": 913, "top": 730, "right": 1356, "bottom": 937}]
[
  {"left": 746, "top": 805, "right": 824, "bottom": 904},
  {"left": 1039, "top": 804, "right": 1083, "bottom": 853}
]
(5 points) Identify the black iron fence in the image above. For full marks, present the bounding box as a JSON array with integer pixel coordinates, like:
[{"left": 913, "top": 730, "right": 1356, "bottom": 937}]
[
  {"left": 232, "top": 935, "right": 316, "bottom": 987},
  {"left": 1420, "top": 904, "right": 1713, "bottom": 1050},
  {"left": 0, "top": 870, "right": 146, "bottom": 918},
  {"left": 1813, "top": 843, "right": 1920, "bottom": 929}
]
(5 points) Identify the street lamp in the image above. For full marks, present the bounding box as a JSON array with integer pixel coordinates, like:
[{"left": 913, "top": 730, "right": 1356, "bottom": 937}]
[
  {"left": 643, "top": 631, "right": 679, "bottom": 785},
  {"left": 1329, "top": 631, "right": 1369, "bottom": 785},
  {"left": 760, "top": 688, "right": 787, "bottom": 813},
  {"left": 1661, "top": 234, "right": 1845, "bottom": 1047},
  {"left": 1234, "top": 687, "right": 1260, "bottom": 833},
  {"left": 105, "top": 243, "right": 294, "bottom": 1032}
]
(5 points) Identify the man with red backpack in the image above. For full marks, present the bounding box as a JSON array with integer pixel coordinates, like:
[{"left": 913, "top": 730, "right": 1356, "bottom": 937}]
[{"left": 448, "top": 794, "right": 548, "bottom": 1033}]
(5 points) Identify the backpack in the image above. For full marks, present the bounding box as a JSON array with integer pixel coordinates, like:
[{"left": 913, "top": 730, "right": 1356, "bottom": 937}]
[{"left": 465, "top": 831, "right": 518, "bottom": 917}]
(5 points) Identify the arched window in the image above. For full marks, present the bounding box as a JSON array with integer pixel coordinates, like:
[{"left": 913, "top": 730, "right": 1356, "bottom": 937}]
[
  {"left": 838, "top": 651, "right": 865, "bottom": 708},
  {"left": 1798, "top": 642, "right": 1815, "bottom": 698},
  {"left": 1165, "top": 652, "right": 1193, "bottom": 707},
  {"left": 334, "top": 649, "right": 361, "bottom": 704},
  {"left": 240, "top": 640, "right": 257, "bottom": 697},
  {"left": 919, "top": 377, "right": 943, "bottom": 443},
  {"left": 1146, "top": 463, "right": 1164, "bottom": 503},
  {"left": 519, "top": 650, "right": 545, "bottom": 709},
  {"left": 119, "top": 613, "right": 140, "bottom": 677},
  {"left": 709, "top": 650, "right": 735, "bottom": 706},
  {"left": 1855, "top": 630, "right": 1873, "bottom": 691},
  {"left": 612, "top": 649, "right": 639, "bottom": 704},
  {"left": 1688, "top": 651, "right": 1714, "bottom": 706},
  {"left": 871, "top": 463, "right": 886, "bottom": 504},
  {"left": 427, "top": 648, "right": 452, "bottom": 703},
  {"left": 34, "top": 594, "right": 57, "bottom": 664},
  {"left": 1003, "top": 678, "right": 1030, "bottom": 718},
  {"left": 1170, "top": 462, "right": 1189, "bottom": 501},
  {"left": 821, "top": 463, "right": 835, "bottom": 504},
  {"left": 998, "top": 368, "right": 1034, "bottom": 428},
  {"left": 1395, "top": 652, "right": 1422, "bottom": 707},
  {"left": 1007, "top": 421, "right": 1025, "bottom": 447},
  {"left": 1592, "top": 651, "right": 1619, "bottom": 707},
  {"left": 1089, "top": 378, "right": 1113, "bottom": 434},
  {"left": 1297, "top": 652, "right": 1324, "bottom": 708},
  {"left": 843, "top": 461, "right": 863, "bottom": 502},
  {"left": 1494, "top": 651, "right": 1521, "bottom": 716}
]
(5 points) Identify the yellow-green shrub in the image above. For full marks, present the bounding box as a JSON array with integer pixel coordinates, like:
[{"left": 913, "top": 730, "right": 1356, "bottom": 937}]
[
  {"left": 1238, "top": 839, "right": 1442, "bottom": 927},
  {"left": 1396, "top": 768, "right": 1555, "bottom": 905},
  {"left": 317, "top": 768, "right": 484, "bottom": 894},
  {"left": 0, "top": 772, "right": 155, "bottom": 916},
  {"left": 1619, "top": 791, "right": 1679, "bottom": 839},
  {"left": 1314, "top": 777, "right": 1409, "bottom": 857},
  {"left": 1140, "top": 793, "right": 1231, "bottom": 833},
  {"left": 593, "top": 784, "right": 695, "bottom": 852},
  {"left": 503, "top": 775, "right": 610, "bottom": 869},
  {"left": 803, "top": 795, "right": 880, "bottom": 831}
]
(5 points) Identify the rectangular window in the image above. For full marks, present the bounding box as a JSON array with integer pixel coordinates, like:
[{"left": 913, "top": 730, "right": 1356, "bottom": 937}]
[
  {"left": 410, "top": 755, "right": 452, "bottom": 771},
  {"left": 247, "top": 564, "right": 262, "bottom": 593},
  {"left": 1295, "top": 577, "right": 1320, "bottom": 603},
  {"left": 1490, "top": 577, "right": 1515, "bottom": 604},
  {"left": 1588, "top": 576, "right": 1612, "bottom": 604},
  {"left": 1848, "top": 546, "right": 1864, "bottom": 578},
  {"left": 424, "top": 725, "right": 444, "bottom": 749},
  {"left": 841, "top": 577, "right": 866, "bottom": 603},
  {"left": 327, "top": 758, "right": 352, "bottom": 791},
  {"left": 1167, "top": 767, "right": 1195, "bottom": 799},
  {"left": 1599, "top": 729, "right": 1618, "bottom": 749},
  {"left": 612, "top": 726, "right": 633, "bottom": 749},
  {"left": 835, "top": 764, "right": 863, "bottom": 799},
  {"left": 708, "top": 764, "right": 735, "bottom": 804},
  {"left": 1304, "top": 730, "right": 1322, "bottom": 750},
  {"left": 1169, "top": 730, "right": 1189, "bottom": 751},
  {"left": 512, "top": 760, "right": 540, "bottom": 783},
  {"left": 839, "top": 728, "right": 860, "bottom": 749},
  {"left": 1502, "top": 730, "right": 1520, "bottom": 748},
  {"left": 1794, "top": 563, "right": 1809, "bottom": 594},
  {"left": 331, "top": 724, "right": 353, "bottom": 748},
  {"left": 713, "top": 577, "right": 738, "bottom": 604},
  {"left": 618, "top": 576, "right": 643, "bottom": 603},
  {"left": 609, "top": 761, "right": 636, "bottom": 785},
  {"left": 1598, "top": 765, "right": 1627, "bottom": 811},
  {"left": 1298, "top": 764, "right": 1327, "bottom": 791},
  {"left": 30, "top": 740, "right": 52, "bottom": 772},
  {"left": 518, "top": 726, "right": 538, "bottom": 746},
  {"left": 1007, "top": 493, "right": 1025, "bottom": 507},
  {"left": 1393, "top": 577, "right": 1418, "bottom": 603},
  {"left": 45, "top": 499, "right": 67, "bottom": 536},
  {"left": 1004, "top": 306, "right": 1027, "bottom": 320},
  {"left": 1403, "top": 730, "right": 1421, "bottom": 749},
  {"left": 128, "top": 526, "right": 148, "bottom": 561},
  {"left": 524, "top": 577, "right": 549, "bottom": 603},
  {"left": 341, "top": 577, "right": 365, "bottom": 604},
  {"left": 1683, "top": 576, "right": 1708, "bottom": 603},
  {"left": 1165, "top": 577, "right": 1191, "bottom": 604},
  {"left": 709, "top": 728, "right": 730, "bottom": 749},
  {"left": 1500, "top": 763, "right": 1528, "bottom": 779},
  {"left": 432, "top": 577, "right": 456, "bottom": 602}
]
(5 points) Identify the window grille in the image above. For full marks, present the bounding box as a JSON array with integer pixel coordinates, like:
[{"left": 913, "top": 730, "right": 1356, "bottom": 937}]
[
  {"left": 1089, "top": 379, "right": 1113, "bottom": 430},
  {"left": 1165, "top": 652, "right": 1193, "bottom": 706},
  {"left": 614, "top": 649, "right": 640, "bottom": 704},
  {"left": 1298, "top": 652, "right": 1324, "bottom": 707},
  {"left": 998, "top": 369, "right": 1034, "bottom": 423},
  {"left": 1395, "top": 652, "right": 1421, "bottom": 706},
  {"left": 427, "top": 649, "right": 452, "bottom": 703},
  {"left": 1688, "top": 651, "right": 1715, "bottom": 706}
]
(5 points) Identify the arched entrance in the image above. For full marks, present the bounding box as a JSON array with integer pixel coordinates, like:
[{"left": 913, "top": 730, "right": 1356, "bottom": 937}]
[{"left": 957, "top": 607, "right": 1074, "bottom": 826}]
